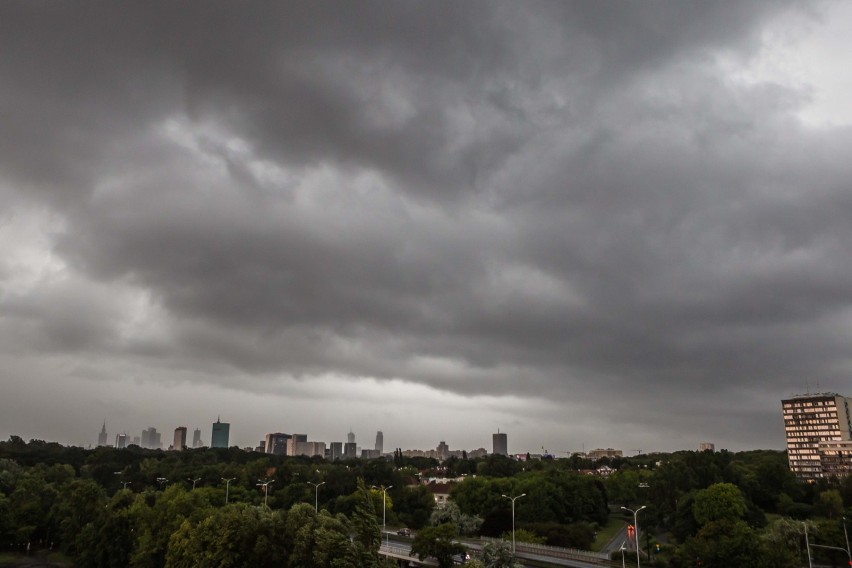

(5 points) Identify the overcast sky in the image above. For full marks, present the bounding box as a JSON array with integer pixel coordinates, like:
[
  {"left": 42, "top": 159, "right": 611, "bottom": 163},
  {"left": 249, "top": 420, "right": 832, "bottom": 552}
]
[{"left": 2, "top": 1, "right": 852, "bottom": 454}]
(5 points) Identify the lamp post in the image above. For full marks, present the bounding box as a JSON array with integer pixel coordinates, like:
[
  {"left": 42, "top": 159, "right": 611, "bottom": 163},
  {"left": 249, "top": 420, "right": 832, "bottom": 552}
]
[
  {"left": 372, "top": 485, "right": 393, "bottom": 546},
  {"left": 222, "top": 478, "right": 235, "bottom": 504},
  {"left": 844, "top": 517, "right": 851, "bottom": 562},
  {"left": 156, "top": 477, "right": 168, "bottom": 489},
  {"left": 620, "top": 541, "right": 627, "bottom": 568},
  {"left": 804, "top": 522, "right": 813, "bottom": 568},
  {"left": 256, "top": 480, "right": 274, "bottom": 508},
  {"left": 307, "top": 481, "right": 326, "bottom": 513},
  {"left": 189, "top": 477, "right": 201, "bottom": 490},
  {"left": 621, "top": 505, "right": 647, "bottom": 568},
  {"left": 501, "top": 493, "right": 526, "bottom": 554}
]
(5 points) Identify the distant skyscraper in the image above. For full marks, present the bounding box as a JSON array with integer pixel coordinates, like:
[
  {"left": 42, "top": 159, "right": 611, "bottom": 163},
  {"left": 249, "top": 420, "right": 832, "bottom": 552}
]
[
  {"left": 347, "top": 430, "right": 355, "bottom": 444},
  {"left": 211, "top": 417, "right": 230, "bottom": 448},
  {"left": 173, "top": 427, "right": 187, "bottom": 451},
  {"left": 98, "top": 421, "right": 108, "bottom": 447},
  {"left": 114, "top": 433, "right": 127, "bottom": 449},
  {"left": 330, "top": 442, "right": 343, "bottom": 461},
  {"left": 375, "top": 431, "right": 383, "bottom": 454},
  {"left": 343, "top": 441, "right": 357, "bottom": 459},
  {"left": 141, "top": 427, "right": 161, "bottom": 450},
  {"left": 192, "top": 428, "right": 203, "bottom": 448},
  {"left": 492, "top": 431, "right": 508, "bottom": 456},
  {"left": 265, "top": 433, "right": 291, "bottom": 455}
]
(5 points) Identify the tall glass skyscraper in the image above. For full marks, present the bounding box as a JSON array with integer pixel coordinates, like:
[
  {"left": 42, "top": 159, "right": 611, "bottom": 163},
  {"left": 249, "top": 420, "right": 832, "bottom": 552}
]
[{"left": 211, "top": 417, "right": 230, "bottom": 448}]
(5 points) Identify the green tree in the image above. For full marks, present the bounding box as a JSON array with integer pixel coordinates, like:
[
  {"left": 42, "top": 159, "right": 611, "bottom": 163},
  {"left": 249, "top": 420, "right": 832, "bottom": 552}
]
[
  {"left": 130, "top": 484, "right": 213, "bottom": 568},
  {"left": 479, "top": 540, "right": 523, "bottom": 568},
  {"left": 51, "top": 479, "right": 107, "bottom": 556},
  {"left": 816, "top": 489, "right": 844, "bottom": 519},
  {"left": 165, "top": 503, "right": 288, "bottom": 568},
  {"left": 410, "top": 522, "right": 466, "bottom": 568},
  {"left": 349, "top": 478, "right": 381, "bottom": 567},
  {"left": 499, "top": 528, "right": 543, "bottom": 544},
  {"left": 430, "top": 501, "right": 483, "bottom": 536},
  {"left": 693, "top": 483, "right": 746, "bottom": 526}
]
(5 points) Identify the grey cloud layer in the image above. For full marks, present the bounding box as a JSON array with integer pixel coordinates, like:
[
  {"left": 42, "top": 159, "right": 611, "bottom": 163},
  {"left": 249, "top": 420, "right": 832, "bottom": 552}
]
[{"left": 1, "top": 1, "right": 847, "bottom": 448}]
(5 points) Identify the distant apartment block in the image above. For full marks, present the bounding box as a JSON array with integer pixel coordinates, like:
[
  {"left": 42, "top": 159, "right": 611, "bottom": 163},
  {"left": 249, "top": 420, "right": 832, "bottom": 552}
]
[
  {"left": 436, "top": 441, "right": 449, "bottom": 461},
  {"left": 492, "top": 432, "right": 508, "bottom": 456},
  {"left": 588, "top": 448, "right": 623, "bottom": 460},
  {"left": 211, "top": 418, "right": 230, "bottom": 448},
  {"left": 329, "top": 442, "right": 343, "bottom": 461},
  {"left": 699, "top": 442, "right": 715, "bottom": 452},
  {"left": 192, "top": 428, "right": 203, "bottom": 448},
  {"left": 782, "top": 393, "right": 852, "bottom": 479}
]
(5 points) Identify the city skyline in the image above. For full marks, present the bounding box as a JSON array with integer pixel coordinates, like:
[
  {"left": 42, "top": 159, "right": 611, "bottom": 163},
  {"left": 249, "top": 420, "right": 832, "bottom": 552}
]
[{"left": 3, "top": 2, "right": 852, "bottom": 453}]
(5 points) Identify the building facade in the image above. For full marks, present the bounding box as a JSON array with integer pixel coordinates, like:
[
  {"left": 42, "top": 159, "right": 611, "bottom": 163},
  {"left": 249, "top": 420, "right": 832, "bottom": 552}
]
[
  {"left": 375, "top": 431, "right": 383, "bottom": 454},
  {"left": 211, "top": 418, "right": 230, "bottom": 448},
  {"left": 141, "top": 427, "right": 161, "bottom": 450},
  {"left": 492, "top": 432, "right": 508, "bottom": 456},
  {"left": 265, "top": 433, "right": 291, "bottom": 455},
  {"left": 173, "top": 427, "right": 187, "bottom": 451},
  {"left": 782, "top": 393, "right": 852, "bottom": 479},
  {"left": 192, "top": 428, "right": 203, "bottom": 448},
  {"left": 98, "top": 421, "right": 108, "bottom": 447},
  {"left": 343, "top": 441, "right": 357, "bottom": 459}
]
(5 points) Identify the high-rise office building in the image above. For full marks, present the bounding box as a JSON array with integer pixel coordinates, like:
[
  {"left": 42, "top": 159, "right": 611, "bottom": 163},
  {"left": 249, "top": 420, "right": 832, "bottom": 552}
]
[
  {"left": 211, "top": 417, "right": 230, "bottom": 448},
  {"left": 115, "top": 432, "right": 127, "bottom": 449},
  {"left": 286, "top": 434, "right": 308, "bottom": 456},
  {"left": 98, "top": 421, "right": 108, "bottom": 447},
  {"left": 782, "top": 393, "right": 852, "bottom": 479},
  {"left": 343, "top": 441, "right": 357, "bottom": 459},
  {"left": 329, "top": 442, "right": 343, "bottom": 461},
  {"left": 265, "top": 433, "right": 291, "bottom": 455},
  {"left": 375, "top": 431, "right": 383, "bottom": 454},
  {"left": 141, "top": 427, "right": 161, "bottom": 450},
  {"left": 173, "top": 427, "right": 187, "bottom": 451},
  {"left": 347, "top": 430, "right": 355, "bottom": 444},
  {"left": 492, "top": 431, "right": 508, "bottom": 456},
  {"left": 192, "top": 428, "right": 203, "bottom": 448}
]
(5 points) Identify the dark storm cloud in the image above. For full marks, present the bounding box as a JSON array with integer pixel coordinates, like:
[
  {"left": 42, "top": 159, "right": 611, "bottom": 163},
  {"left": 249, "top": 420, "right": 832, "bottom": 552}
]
[{"left": 0, "top": 0, "right": 847, "bottom": 449}]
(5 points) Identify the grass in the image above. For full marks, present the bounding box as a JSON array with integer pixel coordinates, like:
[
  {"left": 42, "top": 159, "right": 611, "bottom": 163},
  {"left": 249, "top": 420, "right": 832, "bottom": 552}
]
[{"left": 591, "top": 514, "right": 626, "bottom": 552}]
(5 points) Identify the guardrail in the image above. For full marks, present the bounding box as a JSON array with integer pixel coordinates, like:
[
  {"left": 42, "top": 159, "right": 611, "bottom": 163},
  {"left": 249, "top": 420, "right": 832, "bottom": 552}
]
[{"left": 480, "top": 536, "right": 609, "bottom": 561}]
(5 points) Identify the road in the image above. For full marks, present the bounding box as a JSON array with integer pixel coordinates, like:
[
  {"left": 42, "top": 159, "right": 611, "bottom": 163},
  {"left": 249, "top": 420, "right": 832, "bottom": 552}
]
[{"left": 381, "top": 538, "right": 611, "bottom": 568}]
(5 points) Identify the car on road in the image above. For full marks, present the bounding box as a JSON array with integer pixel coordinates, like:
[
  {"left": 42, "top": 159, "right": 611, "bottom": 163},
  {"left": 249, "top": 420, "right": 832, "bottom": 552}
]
[{"left": 397, "top": 528, "right": 412, "bottom": 536}]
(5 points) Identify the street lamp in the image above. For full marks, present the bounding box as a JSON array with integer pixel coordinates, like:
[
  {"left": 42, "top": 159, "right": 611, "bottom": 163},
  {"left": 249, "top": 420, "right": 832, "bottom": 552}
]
[
  {"left": 844, "top": 517, "right": 851, "bottom": 562},
  {"left": 307, "top": 481, "right": 326, "bottom": 513},
  {"left": 222, "top": 478, "right": 236, "bottom": 504},
  {"left": 372, "top": 485, "right": 393, "bottom": 546},
  {"left": 156, "top": 477, "right": 168, "bottom": 489},
  {"left": 256, "top": 480, "right": 274, "bottom": 508},
  {"left": 621, "top": 505, "right": 647, "bottom": 568},
  {"left": 501, "top": 493, "right": 526, "bottom": 554},
  {"left": 188, "top": 477, "right": 201, "bottom": 490},
  {"left": 620, "top": 541, "right": 627, "bottom": 568}
]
